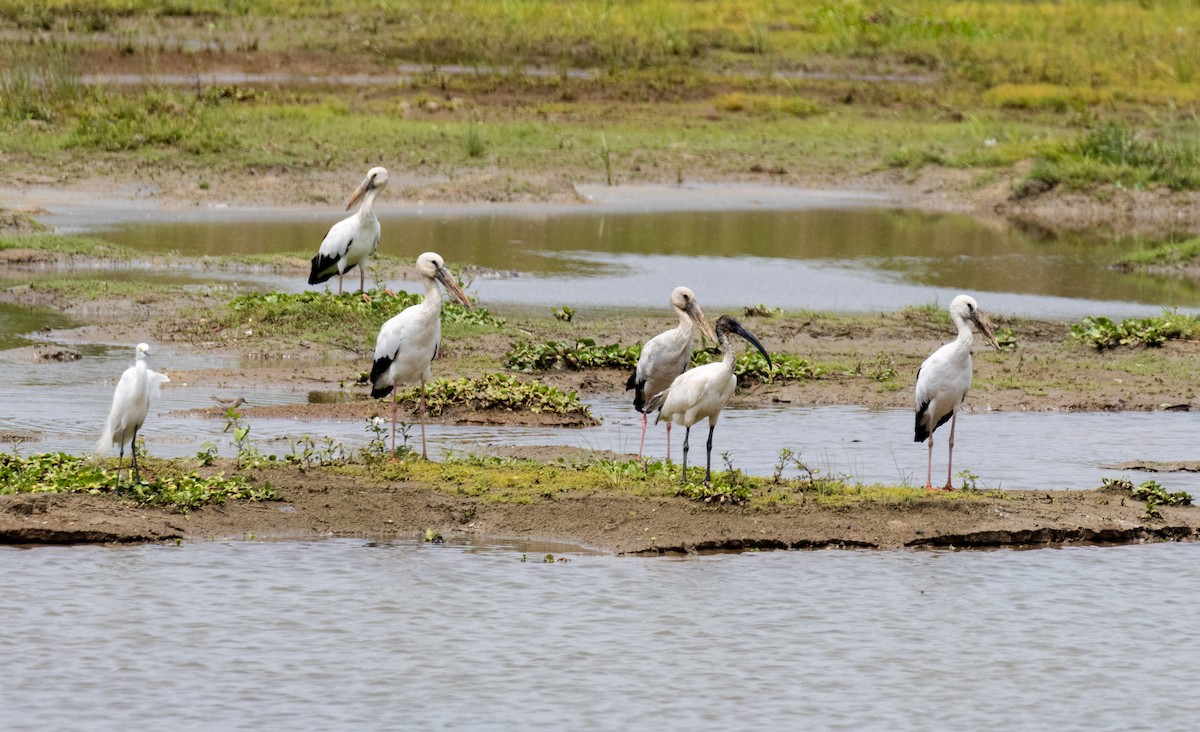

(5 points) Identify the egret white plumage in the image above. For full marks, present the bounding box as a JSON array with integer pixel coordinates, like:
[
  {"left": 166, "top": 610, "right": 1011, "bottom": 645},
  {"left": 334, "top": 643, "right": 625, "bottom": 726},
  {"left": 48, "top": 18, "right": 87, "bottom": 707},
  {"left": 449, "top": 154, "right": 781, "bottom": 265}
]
[
  {"left": 649, "top": 315, "right": 771, "bottom": 485},
  {"left": 369, "top": 252, "right": 471, "bottom": 459},
  {"left": 96, "top": 342, "right": 170, "bottom": 491},
  {"left": 626, "top": 286, "right": 717, "bottom": 461},
  {"left": 914, "top": 294, "right": 1001, "bottom": 490},
  {"left": 309, "top": 166, "right": 389, "bottom": 294}
]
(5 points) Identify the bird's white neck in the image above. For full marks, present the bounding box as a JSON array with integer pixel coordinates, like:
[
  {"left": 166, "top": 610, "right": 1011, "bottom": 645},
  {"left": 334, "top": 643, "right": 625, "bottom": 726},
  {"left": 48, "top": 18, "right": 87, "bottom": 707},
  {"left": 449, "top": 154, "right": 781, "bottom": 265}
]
[
  {"left": 422, "top": 274, "right": 443, "bottom": 309},
  {"left": 674, "top": 307, "right": 695, "bottom": 336},
  {"left": 356, "top": 187, "right": 381, "bottom": 218},
  {"left": 951, "top": 311, "right": 975, "bottom": 350}
]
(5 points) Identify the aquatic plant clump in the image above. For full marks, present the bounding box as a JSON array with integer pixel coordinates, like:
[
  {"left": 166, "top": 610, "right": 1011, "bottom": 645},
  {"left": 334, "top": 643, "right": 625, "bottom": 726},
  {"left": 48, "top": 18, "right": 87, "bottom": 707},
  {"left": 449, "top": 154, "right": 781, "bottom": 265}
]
[
  {"left": 691, "top": 348, "right": 821, "bottom": 385},
  {"left": 506, "top": 338, "right": 640, "bottom": 372},
  {"left": 1070, "top": 312, "right": 1200, "bottom": 350},
  {"left": 392, "top": 372, "right": 594, "bottom": 419},
  {"left": 229, "top": 289, "right": 503, "bottom": 328},
  {"left": 0, "top": 452, "right": 278, "bottom": 509}
]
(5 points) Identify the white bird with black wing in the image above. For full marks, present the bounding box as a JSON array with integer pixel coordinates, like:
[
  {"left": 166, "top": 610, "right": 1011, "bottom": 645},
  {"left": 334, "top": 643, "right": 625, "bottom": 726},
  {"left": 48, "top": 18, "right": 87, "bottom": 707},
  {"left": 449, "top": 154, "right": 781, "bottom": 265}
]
[
  {"left": 626, "top": 286, "right": 717, "bottom": 462},
  {"left": 309, "top": 166, "right": 389, "bottom": 295},
  {"left": 648, "top": 315, "right": 771, "bottom": 486},
  {"left": 369, "top": 252, "right": 471, "bottom": 460},
  {"left": 96, "top": 342, "right": 170, "bottom": 491},
  {"left": 914, "top": 294, "right": 1001, "bottom": 489}
]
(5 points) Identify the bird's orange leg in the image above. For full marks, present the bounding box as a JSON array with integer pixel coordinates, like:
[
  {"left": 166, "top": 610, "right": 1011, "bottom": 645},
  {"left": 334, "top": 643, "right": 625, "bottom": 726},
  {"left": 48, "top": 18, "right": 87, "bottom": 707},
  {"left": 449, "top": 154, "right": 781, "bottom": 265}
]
[{"left": 419, "top": 377, "right": 428, "bottom": 460}]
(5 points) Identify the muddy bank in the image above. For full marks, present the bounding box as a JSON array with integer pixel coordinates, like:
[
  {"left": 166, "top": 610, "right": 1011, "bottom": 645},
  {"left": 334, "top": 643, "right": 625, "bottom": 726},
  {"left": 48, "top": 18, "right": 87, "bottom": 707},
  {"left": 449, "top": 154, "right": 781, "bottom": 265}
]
[{"left": 2, "top": 468, "right": 1196, "bottom": 552}]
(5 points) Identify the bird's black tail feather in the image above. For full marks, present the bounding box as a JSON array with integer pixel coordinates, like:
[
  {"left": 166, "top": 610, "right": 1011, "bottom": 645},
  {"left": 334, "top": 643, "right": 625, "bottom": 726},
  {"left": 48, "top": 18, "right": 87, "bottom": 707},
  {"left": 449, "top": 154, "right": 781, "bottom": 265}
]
[
  {"left": 308, "top": 253, "right": 338, "bottom": 285},
  {"left": 369, "top": 356, "right": 393, "bottom": 399},
  {"left": 914, "top": 403, "right": 953, "bottom": 443},
  {"left": 627, "top": 373, "right": 647, "bottom": 412}
]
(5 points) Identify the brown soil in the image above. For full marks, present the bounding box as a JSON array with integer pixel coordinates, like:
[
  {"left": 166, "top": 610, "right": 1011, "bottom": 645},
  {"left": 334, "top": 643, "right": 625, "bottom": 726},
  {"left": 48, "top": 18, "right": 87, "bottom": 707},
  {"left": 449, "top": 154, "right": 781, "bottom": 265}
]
[{"left": 2, "top": 466, "right": 1196, "bottom": 553}]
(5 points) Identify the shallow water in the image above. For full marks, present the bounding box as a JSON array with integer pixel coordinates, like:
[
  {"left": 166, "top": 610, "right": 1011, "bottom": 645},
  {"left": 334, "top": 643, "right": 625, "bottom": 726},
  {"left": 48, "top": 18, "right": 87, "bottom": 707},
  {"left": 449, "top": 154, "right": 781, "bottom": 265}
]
[
  {"left": 2, "top": 539, "right": 1198, "bottom": 730},
  {"left": 83, "top": 198, "right": 1200, "bottom": 318},
  {"left": 3, "top": 340, "right": 1198, "bottom": 492}
]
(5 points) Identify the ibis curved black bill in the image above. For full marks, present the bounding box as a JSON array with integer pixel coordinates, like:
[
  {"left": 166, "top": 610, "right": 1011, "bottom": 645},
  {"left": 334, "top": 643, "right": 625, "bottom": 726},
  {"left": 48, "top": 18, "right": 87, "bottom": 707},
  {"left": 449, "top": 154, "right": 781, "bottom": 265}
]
[{"left": 715, "top": 315, "right": 771, "bottom": 367}]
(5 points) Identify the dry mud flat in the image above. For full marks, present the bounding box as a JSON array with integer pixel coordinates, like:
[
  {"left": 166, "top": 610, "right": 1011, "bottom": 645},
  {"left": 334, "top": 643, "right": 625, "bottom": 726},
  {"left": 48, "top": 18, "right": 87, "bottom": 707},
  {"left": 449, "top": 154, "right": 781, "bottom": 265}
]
[{"left": 2, "top": 469, "right": 1198, "bottom": 553}]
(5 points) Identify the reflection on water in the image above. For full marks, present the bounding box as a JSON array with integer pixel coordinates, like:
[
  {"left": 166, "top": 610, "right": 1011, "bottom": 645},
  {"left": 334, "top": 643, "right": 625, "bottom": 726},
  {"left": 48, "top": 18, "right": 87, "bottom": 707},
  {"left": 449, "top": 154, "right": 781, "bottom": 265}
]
[
  {"left": 2, "top": 539, "right": 1198, "bottom": 729},
  {"left": 88, "top": 204, "right": 1200, "bottom": 317}
]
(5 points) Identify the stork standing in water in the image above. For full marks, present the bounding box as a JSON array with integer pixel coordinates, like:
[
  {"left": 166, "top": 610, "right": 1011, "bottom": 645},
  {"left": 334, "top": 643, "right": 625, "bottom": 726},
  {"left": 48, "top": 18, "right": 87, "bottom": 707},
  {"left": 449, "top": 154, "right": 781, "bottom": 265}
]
[
  {"left": 914, "top": 294, "right": 1001, "bottom": 489},
  {"left": 369, "top": 252, "right": 471, "bottom": 460},
  {"left": 309, "top": 166, "right": 389, "bottom": 295},
  {"left": 648, "top": 315, "right": 771, "bottom": 485},
  {"left": 626, "top": 286, "right": 717, "bottom": 462},
  {"left": 96, "top": 342, "right": 170, "bottom": 492}
]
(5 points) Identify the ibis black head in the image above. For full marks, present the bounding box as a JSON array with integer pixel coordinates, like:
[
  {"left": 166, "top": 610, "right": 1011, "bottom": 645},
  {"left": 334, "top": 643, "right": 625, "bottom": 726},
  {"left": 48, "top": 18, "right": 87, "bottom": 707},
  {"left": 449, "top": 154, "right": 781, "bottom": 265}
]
[{"left": 714, "top": 315, "right": 771, "bottom": 367}]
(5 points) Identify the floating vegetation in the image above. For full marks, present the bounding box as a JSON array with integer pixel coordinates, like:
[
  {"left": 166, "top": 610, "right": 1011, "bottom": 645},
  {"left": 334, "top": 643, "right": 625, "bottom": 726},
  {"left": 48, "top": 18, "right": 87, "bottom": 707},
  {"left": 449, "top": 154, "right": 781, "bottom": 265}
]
[
  {"left": 1070, "top": 312, "right": 1200, "bottom": 350},
  {"left": 0, "top": 452, "right": 277, "bottom": 510},
  {"left": 392, "top": 372, "right": 594, "bottom": 419}
]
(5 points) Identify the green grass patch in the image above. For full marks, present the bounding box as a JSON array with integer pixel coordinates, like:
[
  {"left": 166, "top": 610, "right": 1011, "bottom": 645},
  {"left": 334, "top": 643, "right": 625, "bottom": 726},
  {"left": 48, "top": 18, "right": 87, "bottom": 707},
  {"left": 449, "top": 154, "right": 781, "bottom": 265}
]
[
  {"left": 213, "top": 288, "right": 503, "bottom": 350},
  {"left": 389, "top": 372, "right": 594, "bottom": 420},
  {"left": 0, "top": 452, "right": 278, "bottom": 510},
  {"left": 712, "top": 92, "right": 822, "bottom": 119},
  {"left": 1028, "top": 119, "right": 1200, "bottom": 192},
  {"left": 0, "top": 232, "right": 138, "bottom": 257},
  {"left": 1113, "top": 237, "right": 1200, "bottom": 270}
]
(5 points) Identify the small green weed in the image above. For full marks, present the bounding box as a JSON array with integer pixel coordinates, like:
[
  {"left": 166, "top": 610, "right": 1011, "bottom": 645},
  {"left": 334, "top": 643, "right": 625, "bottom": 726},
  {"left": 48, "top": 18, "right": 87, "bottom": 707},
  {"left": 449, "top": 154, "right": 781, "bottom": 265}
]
[
  {"left": 0, "top": 452, "right": 277, "bottom": 510},
  {"left": 1102, "top": 477, "right": 1193, "bottom": 519}
]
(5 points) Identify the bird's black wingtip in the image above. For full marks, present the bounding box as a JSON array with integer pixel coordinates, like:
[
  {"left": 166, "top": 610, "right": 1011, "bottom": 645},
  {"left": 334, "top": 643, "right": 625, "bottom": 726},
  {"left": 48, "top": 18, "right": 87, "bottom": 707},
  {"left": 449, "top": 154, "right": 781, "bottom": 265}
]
[{"left": 308, "top": 254, "right": 336, "bottom": 285}]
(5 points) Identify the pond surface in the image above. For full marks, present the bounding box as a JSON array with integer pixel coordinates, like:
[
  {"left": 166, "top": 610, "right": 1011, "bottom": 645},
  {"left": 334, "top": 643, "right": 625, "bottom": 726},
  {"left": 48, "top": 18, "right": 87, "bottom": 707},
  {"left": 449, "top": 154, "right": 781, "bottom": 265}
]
[
  {"left": 82, "top": 189, "right": 1200, "bottom": 318},
  {"left": 3, "top": 539, "right": 1198, "bottom": 729}
]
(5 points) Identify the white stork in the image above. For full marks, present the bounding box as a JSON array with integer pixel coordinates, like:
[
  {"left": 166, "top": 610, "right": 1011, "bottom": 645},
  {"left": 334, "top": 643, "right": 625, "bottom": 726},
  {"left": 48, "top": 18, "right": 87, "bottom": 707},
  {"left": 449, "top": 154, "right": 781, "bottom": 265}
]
[
  {"left": 369, "top": 252, "right": 471, "bottom": 460},
  {"left": 626, "top": 286, "right": 717, "bottom": 462},
  {"left": 914, "top": 294, "right": 1001, "bottom": 490},
  {"left": 648, "top": 315, "right": 771, "bottom": 485},
  {"left": 96, "top": 342, "right": 170, "bottom": 492},
  {"left": 309, "top": 166, "right": 389, "bottom": 294}
]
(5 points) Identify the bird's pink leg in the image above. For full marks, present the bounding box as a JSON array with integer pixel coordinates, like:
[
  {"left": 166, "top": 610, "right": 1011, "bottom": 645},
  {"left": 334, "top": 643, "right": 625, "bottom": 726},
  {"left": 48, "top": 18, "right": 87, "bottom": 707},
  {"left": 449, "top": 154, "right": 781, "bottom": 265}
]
[
  {"left": 925, "top": 432, "right": 934, "bottom": 489},
  {"left": 637, "top": 412, "right": 647, "bottom": 461},
  {"left": 390, "top": 380, "right": 398, "bottom": 461},
  {"left": 665, "top": 422, "right": 672, "bottom": 464},
  {"left": 943, "top": 412, "right": 958, "bottom": 491},
  {"left": 419, "top": 377, "right": 428, "bottom": 460},
  {"left": 337, "top": 272, "right": 344, "bottom": 296},
  {"left": 359, "top": 266, "right": 366, "bottom": 294}
]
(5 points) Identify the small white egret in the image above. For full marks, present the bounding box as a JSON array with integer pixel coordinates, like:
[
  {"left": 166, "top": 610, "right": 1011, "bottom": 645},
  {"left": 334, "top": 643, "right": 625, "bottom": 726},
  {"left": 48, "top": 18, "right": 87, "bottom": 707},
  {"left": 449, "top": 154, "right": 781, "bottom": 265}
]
[
  {"left": 308, "top": 166, "right": 389, "bottom": 295},
  {"left": 649, "top": 315, "right": 771, "bottom": 485},
  {"left": 369, "top": 252, "right": 471, "bottom": 460},
  {"left": 914, "top": 294, "right": 1001, "bottom": 490},
  {"left": 626, "top": 286, "right": 717, "bottom": 462},
  {"left": 96, "top": 342, "right": 170, "bottom": 491}
]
